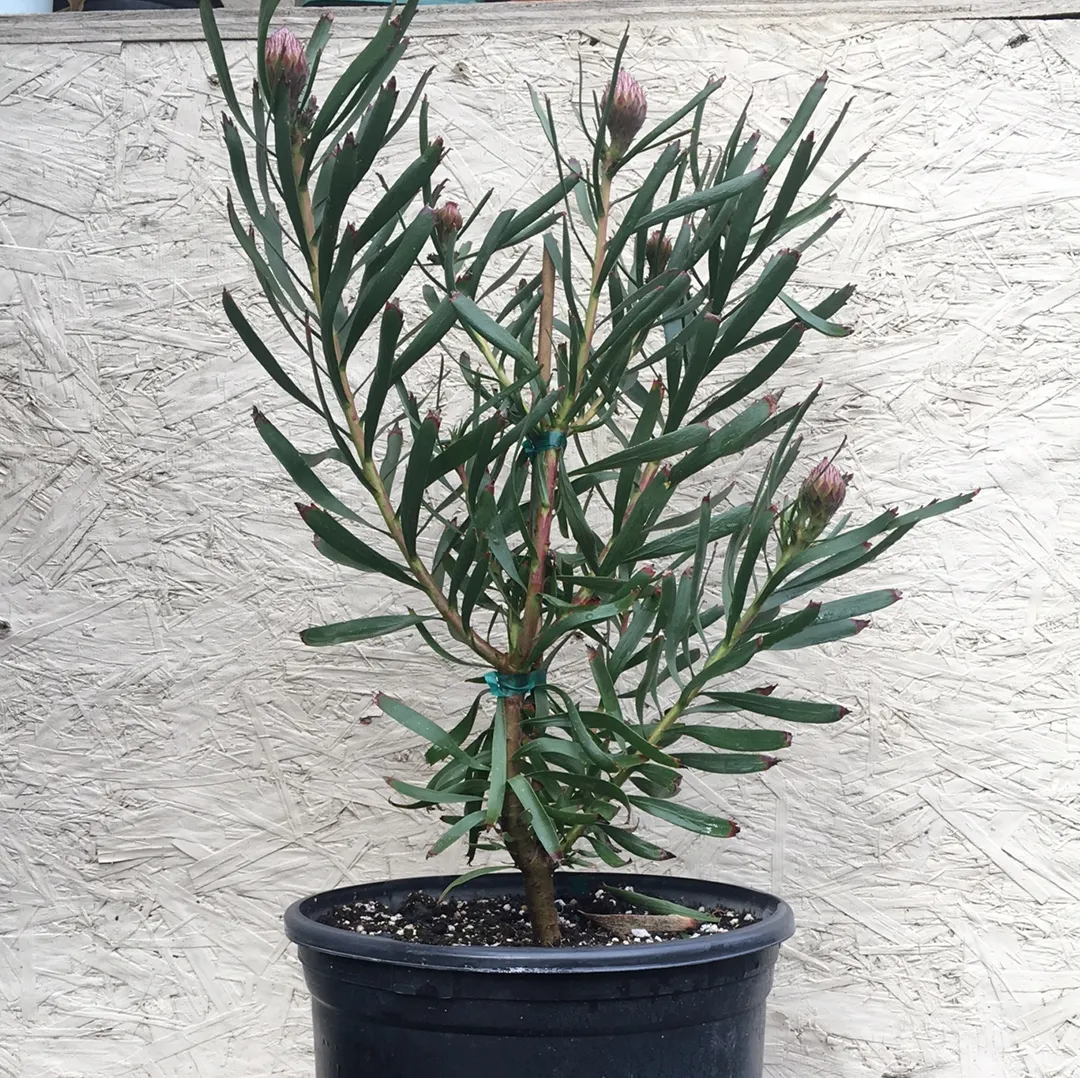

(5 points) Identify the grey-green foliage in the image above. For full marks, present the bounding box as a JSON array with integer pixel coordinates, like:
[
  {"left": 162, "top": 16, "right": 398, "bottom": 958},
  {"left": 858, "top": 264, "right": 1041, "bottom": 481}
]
[{"left": 203, "top": 0, "right": 973, "bottom": 891}]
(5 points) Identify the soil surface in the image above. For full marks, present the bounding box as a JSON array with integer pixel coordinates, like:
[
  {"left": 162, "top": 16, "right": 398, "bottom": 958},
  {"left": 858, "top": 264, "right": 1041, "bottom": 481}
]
[{"left": 323, "top": 887, "right": 760, "bottom": 947}]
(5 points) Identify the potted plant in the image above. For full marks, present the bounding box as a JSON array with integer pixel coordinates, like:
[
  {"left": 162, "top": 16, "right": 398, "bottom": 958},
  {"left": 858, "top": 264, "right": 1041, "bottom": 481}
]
[{"left": 200, "top": 1, "right": 975, "bottom": 1074}]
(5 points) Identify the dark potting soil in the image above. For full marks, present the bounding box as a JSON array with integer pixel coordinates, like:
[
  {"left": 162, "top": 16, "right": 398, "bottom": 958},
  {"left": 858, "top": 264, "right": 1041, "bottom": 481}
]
[{"left": 323, "top": 887, "right": 760, "bottom": 947}]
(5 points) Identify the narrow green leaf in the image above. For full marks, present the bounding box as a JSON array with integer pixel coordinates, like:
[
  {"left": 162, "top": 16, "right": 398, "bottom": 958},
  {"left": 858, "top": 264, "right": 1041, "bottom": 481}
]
[
  {"left": 779, "top": 290, "right": 851, "bottom": 336},
  {"left": 629, "top": 796, "right": 738, "bottom": 838},
  {"left": 221, "top": 117, "right": 263, "bottom": 231},
  {"left": 609, "top": 597, "right": 659, "bottom": 678},
  {"left": 758, "top": 600, "right": 821, "bottom": 648},
  {"left": 557, "top": 691, "right": 619, "bottom": 773},
  {"left": 271, "top": 88, "right": 310, "bottom": 264},
  {"left": 459, "top": 543, "right": 492, "bottom": 632},
  {"left": 764, "top": 73, "right": 828, "bottom": 172},
  {"left": 199, "top": 0, "right": 254, "bottom": 137},
  {"left": 300, "top": 613, "right": 428, "bottom": 647},
  {"left": 503, "top": 170, "right": 583, "bottom": 246},
  {"left": 353, "top": 141, "right": 443, "bottom": 251},
  {"left": 726, "top": 467, "right": 777, "bottom": 635},
  {"left": 599, "top": 142, "right": 683, "bottom": 280},
  {"left": 518, "top": 736, "right": 586, "bottom": 768},
  {"left": 585, "top": 711, "right": 681, "bottom": 768},
  {"left": 587, "top": 832, "right": 630, "bottom": 867},
  {"left": 629, "top": 765, "right": 681, "bottom": 799},
  {"left": 798, "top": 588, "right": 899, "bottom": 624},
  {"left": 428, "top": 416, "right": 500, "bottom": 484},
  {"left": 767, "top": 617, "right": 869, "bottom": 652},
  {"left": 745, "top": 131, "right": 815, "bottom": 263},
  {"left": 532, "top": 598, "right": 631, "bottom": 657},
  {"left": 426, "top": 694, "right": 484, "bottom": 764},
  {"left": 690, "top": 495, "right": 712, "bottom": 607},
  {"left": 253, "top": 407, "right": 361, "bottom": 522},
  {"left": 486, "top": 700, "right": 508, "bottom": 826},
  {"left": 678, "top": 753, "right": 777, "bottom": 774},
  {"left": 316, "top": 134, "right": 358, "bottom": 292},
  {"left": 342, "top": 209, "right": 434, "bottom": 365},
  {"left": 380, "top": 425, "right": 404, "bottom": 493},
  {"left": 508, "top": 775, "right": 561, "bottom": 857},
  {"left": 683, "top": 636, "right": 761, "bottom": 696},
  {"left": 613, "top": 380, "right": 663, "bottom": 525},
  {"left": 306, "top": 5, "right": 408, "bottom": 148},
  {"left": 557, "top": 458, "right": 603, "bottom": 573},
  {"left": 635, "top": 166, "right": 769, "bottom": 232},
  {"left": 572, "top": 425, "right": 709, "bottom": 477},
  {"left": 602, "top": 885, "right": 726, "bottom": 922},
  {"left": 629, "top": 503, "right": 751, "bottom": 561},
  {"left": 428, "top": 811, "right": 488, "bottom": 858},
  {"left": 223, "top": 291, "right": 322, "bottom": 417},
  {"left": 706, "top": 249, "right": 801, "bottom": 374},
  {"left": 463, "top": 208, "right": 515, "bottom": 299},
  {"left": 601, "top": 826, "right": 674, "bottom": 861},
  {"left": 451, "top": 292, "right": 536, "bottom": 367},
  {"left": 589, "top": 648, "right": 623, "bottom": 721},
  {"left": 703, "top": 690, "right": 847, "bottom": 724},
  {"left": 667, "top": 725, "right": 792, "bottom": 752},
  {"left": 363, "top": 303, "right": 405, "bottom": 456},
  {"left": 438, "top": 865, "right": 513, "bottom": 902},
  {"left": 297, "top": 503, "right": 418, "bottom": 590},
  {"left": 393, "top": 297, "right": 457, "bottom": 380},
  {"left": 378, "top": 694, "right": 478, "bottom": 765},
  {"left": 398, "top": 412, "right": 441, "bottom": 556},
  {"left": 693, "top": 326, "right": 804, "bottom": 425},
  {"left": 386, "top": 778, "right": 475, "bottom": 805},
  {"left": 545, "top": 772, "right": 631, "bottom": 810}
]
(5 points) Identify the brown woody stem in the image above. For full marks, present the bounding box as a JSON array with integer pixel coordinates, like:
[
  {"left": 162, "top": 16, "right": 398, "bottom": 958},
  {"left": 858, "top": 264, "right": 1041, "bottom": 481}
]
[{"left": 500, "top": 693, "right": 561, "bottom": 945}]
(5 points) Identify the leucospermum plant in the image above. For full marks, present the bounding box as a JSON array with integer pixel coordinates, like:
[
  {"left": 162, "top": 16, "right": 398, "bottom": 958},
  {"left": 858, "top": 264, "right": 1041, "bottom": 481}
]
[{"left": 201, "top": 0, "right": 974, "bottom": 945}]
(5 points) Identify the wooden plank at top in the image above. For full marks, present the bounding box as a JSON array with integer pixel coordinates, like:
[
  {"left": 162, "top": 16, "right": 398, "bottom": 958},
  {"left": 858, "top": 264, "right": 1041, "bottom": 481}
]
[{"left": 0, "top": 0, "right": 1076, "bottom": 46}]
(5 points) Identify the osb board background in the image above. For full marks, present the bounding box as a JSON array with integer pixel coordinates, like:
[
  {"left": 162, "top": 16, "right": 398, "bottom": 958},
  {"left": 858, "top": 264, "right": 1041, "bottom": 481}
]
[{"left": 2, "top": 5, "right": 1079, "bottom": 1077}]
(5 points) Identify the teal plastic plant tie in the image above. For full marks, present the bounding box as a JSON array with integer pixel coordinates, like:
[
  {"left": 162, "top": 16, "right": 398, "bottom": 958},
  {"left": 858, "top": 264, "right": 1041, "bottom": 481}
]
[
  {"left": 521, "top": 431, "right": 567, "bottom": 457},
  {"left": 483, "top": 670, "right": 547, "bottom": 698}
]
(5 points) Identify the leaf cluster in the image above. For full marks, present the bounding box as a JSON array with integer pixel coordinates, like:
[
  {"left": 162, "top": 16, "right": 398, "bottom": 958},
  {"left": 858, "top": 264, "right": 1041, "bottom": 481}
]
[{"left": 203, "top": 0, "right": 974, "bottom": 880}]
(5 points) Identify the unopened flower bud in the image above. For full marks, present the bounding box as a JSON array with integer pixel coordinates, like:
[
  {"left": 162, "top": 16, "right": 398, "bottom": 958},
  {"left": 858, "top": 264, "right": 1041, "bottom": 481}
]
[
  {"left": 265, "top": 27, "right": 309, "bottom": 112},
  {"left": 433, "top": 201, "right": 463, "bottom": 246},
  {"left": 800, "top": 459, "right": 848, "bottom": 521},
  {"left": 782, "top": 458, "right": 850, "bottom": 551},
  {"left": 645, "top": 230, "right": 673, "bottom": 278},
  {"left": 602, "top": 69, "right": 647, "bottom": 159}
]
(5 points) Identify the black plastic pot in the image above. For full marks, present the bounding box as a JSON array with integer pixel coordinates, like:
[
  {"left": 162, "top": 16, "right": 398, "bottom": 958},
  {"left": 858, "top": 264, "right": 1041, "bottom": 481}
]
[{"left": 284, "top": 871, "right": 794, "bottom": 1078}]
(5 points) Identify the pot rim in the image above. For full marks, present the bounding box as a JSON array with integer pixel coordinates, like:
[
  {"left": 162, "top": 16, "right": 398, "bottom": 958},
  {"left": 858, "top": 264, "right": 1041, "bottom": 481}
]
[{"left": 284, "top": 871, "right": 794, "bottom": 974}]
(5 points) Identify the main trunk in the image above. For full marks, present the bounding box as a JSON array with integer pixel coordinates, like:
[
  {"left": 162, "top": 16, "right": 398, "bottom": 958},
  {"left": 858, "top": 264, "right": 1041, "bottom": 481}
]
[{"left": 500, "top": 693, "right": 561, "bottom": 946}]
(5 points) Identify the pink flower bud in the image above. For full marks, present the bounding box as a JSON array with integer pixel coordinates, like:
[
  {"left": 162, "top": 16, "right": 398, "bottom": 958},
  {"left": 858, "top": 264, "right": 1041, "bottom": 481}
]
[
  {"left": 602, "top": 69, "right": 647, "bottom": 158},
  {"left": 799, "top": 459, "right": 848, "bottom": 523},
  {"left": 780, "top": 458, "right": 852, "bottom": 552},
  {"left": 265, "top": 27, "right": 309, "bottom": 111},
  {"left": 645, "top": 230, "right": 673, "bottom": 277},
  {"left": 433, "top": 200, "right": 463, "bottom": 245}
]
